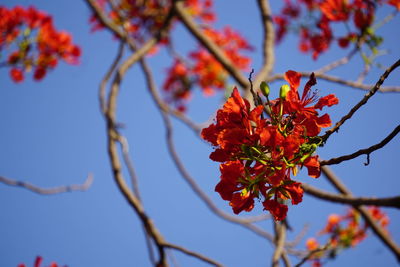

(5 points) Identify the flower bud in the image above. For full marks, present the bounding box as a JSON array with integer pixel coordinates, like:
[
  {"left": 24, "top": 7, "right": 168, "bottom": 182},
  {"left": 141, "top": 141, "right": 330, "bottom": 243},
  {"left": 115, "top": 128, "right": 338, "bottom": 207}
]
[
  {"left": 260, "top": 81, "right": 270, "bottom": 97},
  {"left": 279, "top": 84, "right": 290, "bottom": 99}
]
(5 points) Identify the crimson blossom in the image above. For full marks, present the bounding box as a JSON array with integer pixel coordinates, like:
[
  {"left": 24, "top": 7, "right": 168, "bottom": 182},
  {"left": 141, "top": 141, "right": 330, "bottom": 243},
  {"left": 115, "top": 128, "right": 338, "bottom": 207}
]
[{"left": 201, "top": 70, "right": 338, "bottom": 220}]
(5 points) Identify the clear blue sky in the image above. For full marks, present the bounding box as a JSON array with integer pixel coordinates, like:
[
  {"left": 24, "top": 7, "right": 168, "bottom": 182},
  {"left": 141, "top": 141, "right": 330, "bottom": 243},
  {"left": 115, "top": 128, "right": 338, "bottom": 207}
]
[{"left": 0, "top": 1, "right": 399, "bottom": 266}]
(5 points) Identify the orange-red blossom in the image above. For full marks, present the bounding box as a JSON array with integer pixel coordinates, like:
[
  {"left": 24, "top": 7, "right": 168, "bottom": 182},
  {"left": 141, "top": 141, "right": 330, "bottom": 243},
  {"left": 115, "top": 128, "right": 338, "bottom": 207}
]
[
  {"left": 1, "top": 5, "right": 81, "bottom": 83},
  {"left": 201, "top": 70, "right": 338, "bottom": 220}
]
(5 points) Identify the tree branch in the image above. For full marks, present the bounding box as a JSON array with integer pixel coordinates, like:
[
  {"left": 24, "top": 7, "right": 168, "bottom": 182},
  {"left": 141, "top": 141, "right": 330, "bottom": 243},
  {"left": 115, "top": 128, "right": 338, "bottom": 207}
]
[
  {"left": 266, "top": 71, "right": 400, "bottom": 93},
  {"left": 321, "top": 166, "right": 400, "bottom": 261},
  {"left": 320, "top": 124, "right": 400, "bottom": 166},
  {"left": 174, "top": 0, "right": 249, "bottom": 89},
  {"left": 303, "top": 183, "right": 400, "bottom": 209},
  {"left": 272, "top": 221, "right": 288, "bottom": 267},
  {"left": 254, "top": 0, "right": 275, "bottom": 86},
  {"left": 315, "top": 48, "right": 357, "bottom": 74},
  {"left": 164, "top": 243, "right": 224, "bottom": 267},
  {"left": 322, "top": 58, "right": 400, "bottom": 142},
  {"left": 0, "top": 174, "right": 93, "bottom": 195}
]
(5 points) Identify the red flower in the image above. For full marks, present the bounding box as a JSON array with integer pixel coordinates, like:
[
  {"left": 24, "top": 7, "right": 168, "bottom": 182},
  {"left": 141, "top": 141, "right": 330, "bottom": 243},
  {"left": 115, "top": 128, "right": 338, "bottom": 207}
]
[
  {"left": 10, "top": 68, "right": 24, "bottom": 83},
  {"left": 277, "top": 70, "right": 338, "bottom": 137},
  {"left": 202, "top": 73, "right": 338, "bottom": 220}
]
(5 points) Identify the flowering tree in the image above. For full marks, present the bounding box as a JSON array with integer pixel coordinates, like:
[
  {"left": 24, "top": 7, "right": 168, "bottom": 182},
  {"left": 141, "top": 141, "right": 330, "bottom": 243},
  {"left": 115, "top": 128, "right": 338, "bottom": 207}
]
[{"left": 1, "top": 1, "right": 400, "bottom": 266}]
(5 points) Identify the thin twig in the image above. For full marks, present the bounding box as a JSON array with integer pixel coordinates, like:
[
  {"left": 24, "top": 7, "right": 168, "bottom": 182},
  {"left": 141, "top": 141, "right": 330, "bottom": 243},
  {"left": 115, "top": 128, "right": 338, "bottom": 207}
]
[
  {"left": 320, "top": 124, "right": 400, "bottom": 166},
  {"left": 174, "top": 0, "right": 248, "bottom": 89},
  {"left": 254, "top": 0, "right": 275, "bottom": 89},
  {"left": 0, "top": 174, "right": 93, "bottom": 195},
  {"left": 266, "top": 72, "right": 400, "bottom": 92},
  {"left": 164, "top": 243, "right": 224, "bottom": 267},
  {"left": 99, "top": 41, "right": 125, "bottom": 114},
  {"left": 315, "top": 48, "right": 357, "bottom": 74},
  {"left": 303, "top": 183, "right": 400, "bottom": 209},
  {"left": 294, "top": 244, "right": 329, "bottom": 267},
  {"left": 322, "top": 58, "right": 400, "bottom": 142}
]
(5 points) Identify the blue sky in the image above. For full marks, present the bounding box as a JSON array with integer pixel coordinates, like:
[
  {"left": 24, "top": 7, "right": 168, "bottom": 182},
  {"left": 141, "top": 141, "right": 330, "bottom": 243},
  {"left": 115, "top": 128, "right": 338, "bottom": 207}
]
[{"left": 0, "top": 1, "right": 399, "bottom": 267}]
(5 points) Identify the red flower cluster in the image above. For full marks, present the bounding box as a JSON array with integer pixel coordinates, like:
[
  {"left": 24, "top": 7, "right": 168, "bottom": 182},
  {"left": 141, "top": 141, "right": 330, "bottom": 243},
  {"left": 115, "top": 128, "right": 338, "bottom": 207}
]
[
  {"left": 274, "top": 0, "right": 399, "bottom": 59},
  {"left": 0, "top": 5, "right": 81, "bottom": 83},
  {"left": 201, "top": 70, "right": 338, "bottom": 220},
  {"left": 163, "top": 26, "right": 252, "bottom": 111},
  {"left": 305, "top": 207, "right": 389, "bottom": 266},
  {"left": 18, "top": 256, "right": 65, "bottom": 267}
]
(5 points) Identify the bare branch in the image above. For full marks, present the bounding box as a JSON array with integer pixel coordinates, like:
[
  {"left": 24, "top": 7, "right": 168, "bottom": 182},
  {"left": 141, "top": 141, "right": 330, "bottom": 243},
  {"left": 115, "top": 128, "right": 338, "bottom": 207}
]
[
  {"left": 0, "top": 174, "right": 93, "bottom": 195},
  {"left": 254, "top": 0, "right": 275, "bottom": 86},
  {"left": 266, "top": 72, "right": 400, "bottom": 92},
  {"left": 315, "top": 48, "right": 357, "bottom": 74},
  {"left": 99, "top": 41, "right": 125, "bottom": 114},
  {"left": 272, "top": 221, "right": 288, "bottom": 267},
  {"left": 105, "top": 52, "right": 169, "bottom": 266},
  {"left": 321, "top": 166, "right": 400, "bottom": 261},
  {"left": 322, "top": 58, "right": 400, "bottom": 142},
  {"left": 320, "top": 124, "right": 400, "bottom": 166},
  {"left": 164, "top": 243, "right": 224, "bottom": 267},
  {"left": 303, "top": 183, "right": 400, "bottom": 209},
  {"left": 174, "top": 1, "right": 249, "bottom": 89}
]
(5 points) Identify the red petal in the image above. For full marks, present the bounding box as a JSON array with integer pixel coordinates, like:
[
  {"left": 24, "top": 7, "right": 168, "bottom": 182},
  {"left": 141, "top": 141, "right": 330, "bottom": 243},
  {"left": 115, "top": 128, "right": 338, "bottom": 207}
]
[
  {"left": 284, "top": 182, "right": 304, "bottom": 205},
  {"left": 302, "top": 72, "right": 317, "bottom": 101},
  {"left": 316, "top": 113, "right": 332, "bottom": 128},
  {"left": 201, "top": 123, "right": 218, "bottom": 146},
  {"left": 230, "top": 191, "right": 254, "bottom": 214},
  {"left": 209, "top": 148, "right": 230, "bottom": 162},
  {"left": 34, "top": 256, "right": 43, "bottom": 267},
  {"left": 304, "top": 156, "right": 321, "bottom": 178},
  {"left": 314, "top": 94, "right": 339, "bottom": 110},
  {"left": 284, "top": 70, "right": 302, "bottom": 90}
]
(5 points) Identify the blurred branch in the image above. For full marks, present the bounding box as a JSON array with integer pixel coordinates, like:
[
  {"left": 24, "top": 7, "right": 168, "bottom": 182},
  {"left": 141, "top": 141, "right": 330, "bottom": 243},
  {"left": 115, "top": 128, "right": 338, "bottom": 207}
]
[
  {"left": 254, "top": 0, "right": 275, "bottom": 87},
  {"left": 272, "top": 222, "right": 290, "bottom": 267},
  {"left": 315, "top": 48, "right": 357, "bottom": 74},
  {"left": 266, "top": 71, "right": 400, "bottom": 92},
  {"left": 174, "top": 0, "right": 249, "bottom": 89},
  {"left": 320, "top": 124, "right": 400, "bottom": 166},
  {"left": 322, "top": 58, "right": 400, "bottom": 142},
  {"left": 0, "top": 173, "right": 93, "bottom": 195},
  {"left": 99, "top": 41, "right": 125, "bottom": 114},
  {"left": 303, "top": 183, "right": 400, "bottom": 209},
  {"left": 164, "top": 243, "right": 224, "bottom": 267},
  {"left": 321, "top": 166, "right": 400, "bottom": 261}
]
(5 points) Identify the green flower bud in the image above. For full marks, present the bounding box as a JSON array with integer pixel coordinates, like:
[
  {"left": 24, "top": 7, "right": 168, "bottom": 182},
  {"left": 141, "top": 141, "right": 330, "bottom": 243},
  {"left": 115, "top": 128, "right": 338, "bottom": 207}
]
[
  {"left": 260, "top": 81, "right": 270, "bottom": 97},
  {"left": 279, "top": 84, "right": 290, "bottom": 99}
]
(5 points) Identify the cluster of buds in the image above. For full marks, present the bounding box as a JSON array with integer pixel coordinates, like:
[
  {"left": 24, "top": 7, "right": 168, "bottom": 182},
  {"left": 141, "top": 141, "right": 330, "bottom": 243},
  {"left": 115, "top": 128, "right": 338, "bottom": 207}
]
[
  {"left": 201, "top": 70, "right": 338, "bottom": 220},
  {"left": 1, "top": 5, "right": 81, "bottom": 83},
  {"left": 306, "top": 207, "right": 389, "bottom": 266},
  {"left": 274, "top": 0, "right": 400, "bottom": 59}
]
